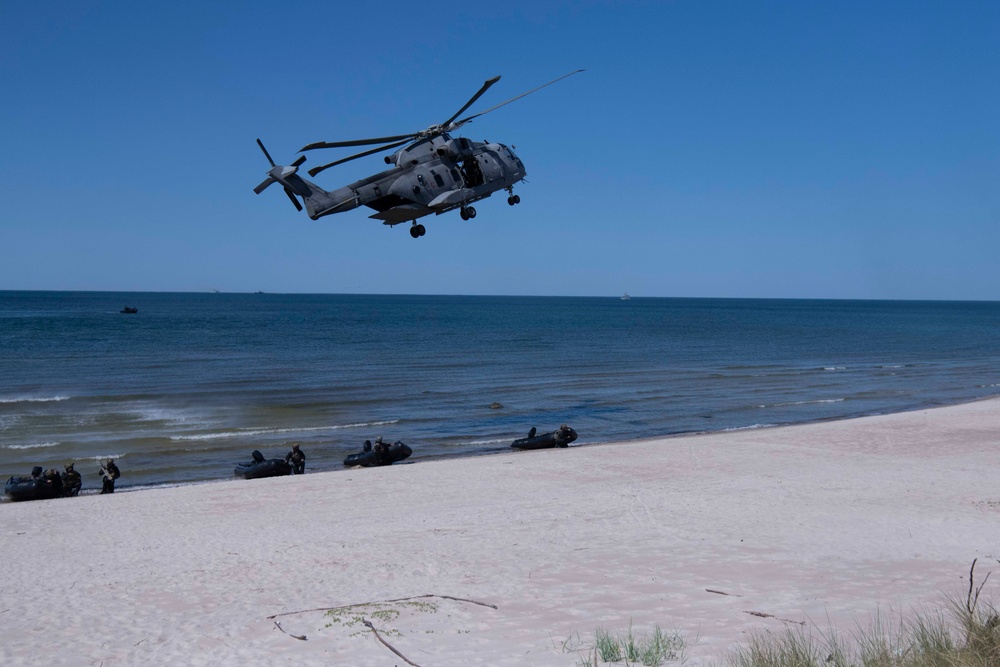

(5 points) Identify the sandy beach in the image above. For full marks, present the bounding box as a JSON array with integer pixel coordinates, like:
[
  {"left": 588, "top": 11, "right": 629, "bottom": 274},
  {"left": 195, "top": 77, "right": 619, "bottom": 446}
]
[{"left": 3, "top": 398, "right": 999, "bottom": 666}]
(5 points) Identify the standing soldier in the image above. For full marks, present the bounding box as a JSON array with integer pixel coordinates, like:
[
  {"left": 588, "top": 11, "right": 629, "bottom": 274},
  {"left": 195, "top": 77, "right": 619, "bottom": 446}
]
[
  {"left": 100, "top": 458, "right": 121, "bottom": 494},
  {"left": 285, "top": 444, "right": 306, "bottom": 474},
  {"left": 62, "top": 463, "right": 82, "bottom": 497}
]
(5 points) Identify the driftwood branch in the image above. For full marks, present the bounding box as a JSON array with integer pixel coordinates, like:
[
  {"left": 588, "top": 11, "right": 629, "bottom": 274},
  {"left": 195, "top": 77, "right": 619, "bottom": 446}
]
[
  {"left": 745, "top": 610, "right": 806, "bottom": 626},
  {"left": 706, "top": 588, "right": 743, "bottom": 597},
  {"left": 266, "top": 593, "right": 497, "bottom": 620},
  {"left": 967, "top": 558, "right": 992, "bottom": 614},
  {"left": 273, "top": 620, "right": 307, "bottom": 641},
  {"left": 363, "top": 619, "right": 422, "bottom": 667}
]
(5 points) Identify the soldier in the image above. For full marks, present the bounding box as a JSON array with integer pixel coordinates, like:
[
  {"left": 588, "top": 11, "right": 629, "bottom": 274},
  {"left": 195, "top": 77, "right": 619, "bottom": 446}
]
[
  {"left": 553, "top": 424, "right": 577, "bottom": 447},
  {"left": 62, "top": 463, "right": 82, "bottom": 497},
  {"left": 285, "top": 444, "right": 306, "bottom": 475},
  {"left": 42, "top": 468, "right": 64, "bottom": 496},
  {"left": 100, "top": 458, "right": 121, "bottom": 494},
  {"left": 372, "top": 436, "right": 390, "bottom": 464}
]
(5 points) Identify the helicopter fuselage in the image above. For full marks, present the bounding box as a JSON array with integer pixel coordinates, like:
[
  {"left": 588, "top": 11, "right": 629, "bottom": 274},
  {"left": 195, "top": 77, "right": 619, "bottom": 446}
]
[
  {"left": 311, "top": 134, "right": 526, "bottom": 225},
  {"left": 255, "top": 71, "right": 581, "bottom": 237}
]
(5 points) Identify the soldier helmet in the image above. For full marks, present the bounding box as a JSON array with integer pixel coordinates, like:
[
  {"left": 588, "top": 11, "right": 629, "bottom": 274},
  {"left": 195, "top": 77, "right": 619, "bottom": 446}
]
[
  {"left": 375, "top": 436, "right": 383, "bottom": 443},
  {"left": 65, "top": 463, "right": 74, "bottom": 471},
  {"left": 292, "top": 444, "right": 300, "bottom": 450}
]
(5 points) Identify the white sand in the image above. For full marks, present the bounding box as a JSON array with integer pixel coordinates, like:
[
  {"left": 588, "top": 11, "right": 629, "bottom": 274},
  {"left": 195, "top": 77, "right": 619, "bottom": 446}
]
[{"left": 3, "top": 398, "right": 999, "bottom": 666}]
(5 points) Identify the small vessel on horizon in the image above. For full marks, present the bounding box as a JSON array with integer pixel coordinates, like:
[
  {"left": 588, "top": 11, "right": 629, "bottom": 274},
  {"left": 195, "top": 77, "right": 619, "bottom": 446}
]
[
  {"left": 620, "top": 293, "right": 630, "bottom": 301},
  {"left": 120, "top": 306, "right": 138, "bottom": 314}
]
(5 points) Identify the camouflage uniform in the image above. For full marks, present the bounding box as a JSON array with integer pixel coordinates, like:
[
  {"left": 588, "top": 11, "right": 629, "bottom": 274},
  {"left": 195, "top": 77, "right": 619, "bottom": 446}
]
[{"left": 62, "top": 464, "right": 82, "bottom": 497}]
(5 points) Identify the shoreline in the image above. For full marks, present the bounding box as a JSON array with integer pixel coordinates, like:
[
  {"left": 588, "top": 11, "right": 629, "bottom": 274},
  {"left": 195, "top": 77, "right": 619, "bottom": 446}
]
[
  {"left": 3, "top": 396, "right": 1000, "bottom": 665},
  {"left": 7, "top": 393, "right": 999, "bottom": 501}
]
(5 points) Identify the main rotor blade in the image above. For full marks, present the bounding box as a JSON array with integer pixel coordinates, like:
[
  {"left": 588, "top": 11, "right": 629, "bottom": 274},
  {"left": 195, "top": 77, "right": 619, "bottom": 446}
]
[
  {"left": 441, "top": 75, "right": 501, "bottom": 128},
  {"left": 452, "top": 69, "right": 585, "bottom": 128},
  {"left": 307, "top": 138, "right": 411, "bottom": 177},
  {"left": 300, "top": 134, "right": 416, "bottom": 152},
  {"left": 283, "top": 186, "right": 303, "bottom": 211},
  {"left": 256, "top": 138, "right": 276, "bottom": 167}
]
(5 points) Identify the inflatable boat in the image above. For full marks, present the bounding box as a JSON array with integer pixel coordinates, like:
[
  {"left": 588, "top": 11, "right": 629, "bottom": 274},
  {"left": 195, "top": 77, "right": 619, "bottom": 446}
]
[
  {"left": 511, "top": 425, "right": 578, "bottom": 450},
  {"left": 343, "top": 441, "right": 412, "bottom": 468},
  {"left": 5, "top": 467, "right": 64, "bottom": 502},
  {"left": 234, "top": 450, "right": 292, "bottom": 479}
]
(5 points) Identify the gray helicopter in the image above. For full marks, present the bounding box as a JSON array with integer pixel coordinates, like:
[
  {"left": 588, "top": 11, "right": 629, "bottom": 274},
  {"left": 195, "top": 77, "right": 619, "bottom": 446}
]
[{"left": 254, "top": 70, "right": 582, "bottom": 238}]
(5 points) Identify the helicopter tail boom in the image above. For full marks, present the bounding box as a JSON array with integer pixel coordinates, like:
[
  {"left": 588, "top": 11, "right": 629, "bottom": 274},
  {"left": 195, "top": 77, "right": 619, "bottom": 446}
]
[{"left": 254, "top": 139, "right": 359, "bottom": 219}]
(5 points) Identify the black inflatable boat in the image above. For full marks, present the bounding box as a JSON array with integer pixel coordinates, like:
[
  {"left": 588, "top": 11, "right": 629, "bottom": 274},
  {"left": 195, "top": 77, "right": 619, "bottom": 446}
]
[
  {"left": 5, "top": 467, "right": 64, "bottom": 502},
  {"left": 234, "top": 450, "right": 292, "bottom": 480},
  {"left": 343, "top": 441, "right": 412, "bottom": 468},
  {"left": 511, "top": 425, "right": 578, "bottom": 450}
]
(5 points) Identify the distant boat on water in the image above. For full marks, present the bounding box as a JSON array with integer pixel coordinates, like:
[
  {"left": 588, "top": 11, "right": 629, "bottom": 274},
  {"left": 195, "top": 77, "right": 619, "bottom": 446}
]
[
  {"left": 620, "top": 293, "right": 631, "bottom": 301},
  {"left": 120, "top": 306, "right": 138, "bottom": 314}
]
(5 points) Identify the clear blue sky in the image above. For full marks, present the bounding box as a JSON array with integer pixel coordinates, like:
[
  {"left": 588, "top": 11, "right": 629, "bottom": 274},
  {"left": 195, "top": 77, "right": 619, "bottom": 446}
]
[{"left": 1, "top": 1, "right": 997, "bottom": 299}]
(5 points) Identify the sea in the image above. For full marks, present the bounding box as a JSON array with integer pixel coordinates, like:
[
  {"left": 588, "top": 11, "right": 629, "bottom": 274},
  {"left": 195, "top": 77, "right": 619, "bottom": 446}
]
[{"left": 2, "top": 291, "right": 1000, "bottom": 496}]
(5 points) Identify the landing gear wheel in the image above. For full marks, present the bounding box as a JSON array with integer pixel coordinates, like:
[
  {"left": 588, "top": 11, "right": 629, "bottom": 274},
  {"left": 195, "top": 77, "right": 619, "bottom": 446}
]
[
  {"left": 513, "top": 195, "right": 520, "bottom": 204},
  {"left": 416, "top": 224, "right": 426, "bottom": 237},
  {"left": 410, "top": 224, "right": 425, "bottom": 238},
  {"left": 467, "top": 206, "right": 477, "bottom": 219},
  {"left": 460, "top": 207, "right": 470, "bottom": 221},
  {"left": 507, "top": 196, "right": 515, "bottom": 206}
]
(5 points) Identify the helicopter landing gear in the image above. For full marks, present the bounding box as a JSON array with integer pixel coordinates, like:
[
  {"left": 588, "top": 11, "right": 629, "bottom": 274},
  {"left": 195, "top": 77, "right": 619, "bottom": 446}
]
[
  {"left": 460, "top": 206, "right": 477, "bottom": 221},
  {"left": 409, "top": 223, "right": 426, "bottom": 238},
  {"left": 507, "top": 194, "right": 521, "bottom": 206}
]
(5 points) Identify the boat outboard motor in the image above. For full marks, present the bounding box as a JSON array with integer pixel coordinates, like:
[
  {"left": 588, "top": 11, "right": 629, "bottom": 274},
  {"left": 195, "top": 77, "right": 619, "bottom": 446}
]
[{"left": 251, "top": 450, "right": 265, "bottom": 464}]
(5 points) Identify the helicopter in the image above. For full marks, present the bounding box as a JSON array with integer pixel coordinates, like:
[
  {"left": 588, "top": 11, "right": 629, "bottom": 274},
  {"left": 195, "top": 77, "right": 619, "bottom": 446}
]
[{"left": 254, "top": 70, "right": 582, "bottom": 238}]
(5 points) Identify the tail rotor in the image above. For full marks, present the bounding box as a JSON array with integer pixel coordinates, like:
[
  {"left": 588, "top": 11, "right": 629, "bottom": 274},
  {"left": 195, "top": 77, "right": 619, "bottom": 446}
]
[{"left": 254, "top": 139, "right": 307, "bottom": 212}]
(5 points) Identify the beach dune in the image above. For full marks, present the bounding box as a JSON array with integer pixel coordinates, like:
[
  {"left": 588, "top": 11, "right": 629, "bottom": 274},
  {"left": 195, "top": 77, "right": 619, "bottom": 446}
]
[{"left": 3, "top": 398, "right": 999, "bottom": 666}]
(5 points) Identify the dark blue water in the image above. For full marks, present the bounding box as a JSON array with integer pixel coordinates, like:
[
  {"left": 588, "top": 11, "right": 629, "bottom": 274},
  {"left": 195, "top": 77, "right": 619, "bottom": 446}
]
[{"left": 2, "top": 292, "right": 999, "bottom": 493}]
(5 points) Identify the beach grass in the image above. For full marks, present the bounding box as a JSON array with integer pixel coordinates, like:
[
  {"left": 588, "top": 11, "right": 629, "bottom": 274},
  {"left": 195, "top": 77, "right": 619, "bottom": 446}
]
[
  {"left": 564, "top": 620, "right": 687, "bottom": 666},
  {"left": 722, "top": 595, "right": 1000, "bottom": 667},
  {"left": 563, "top": 560, "right": 999, "bottom": 667}
]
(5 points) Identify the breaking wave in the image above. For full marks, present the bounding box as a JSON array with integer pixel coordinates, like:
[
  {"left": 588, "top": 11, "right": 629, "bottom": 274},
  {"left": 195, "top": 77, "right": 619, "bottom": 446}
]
[
  {"left": 0, "top": 395, "right": 70, "bottom": 404},
  {"left": 2, "top": 441, "right": 60, "bottom": 450},
  {"left": 170, "top": 419, "right": 400, "bottom": 441},
  {"left": 758, "top": 398, "right": 846, "bottom": 409}
]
